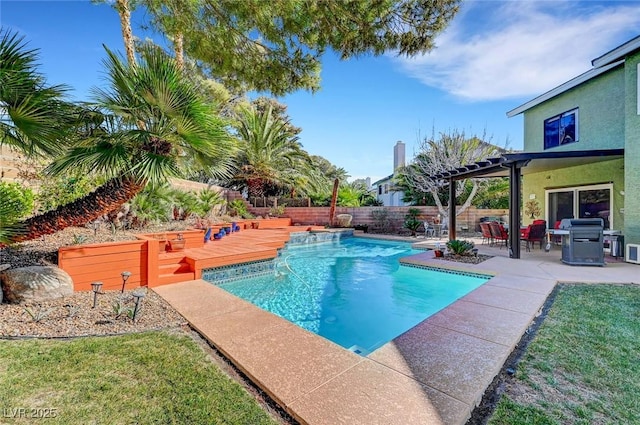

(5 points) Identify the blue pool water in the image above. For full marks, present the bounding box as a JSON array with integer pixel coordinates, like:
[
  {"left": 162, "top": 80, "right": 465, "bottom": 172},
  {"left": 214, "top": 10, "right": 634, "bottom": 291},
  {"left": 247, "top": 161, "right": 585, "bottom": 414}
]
[{"left": 219, "top": 238, "right": 487, "bottom": 354}]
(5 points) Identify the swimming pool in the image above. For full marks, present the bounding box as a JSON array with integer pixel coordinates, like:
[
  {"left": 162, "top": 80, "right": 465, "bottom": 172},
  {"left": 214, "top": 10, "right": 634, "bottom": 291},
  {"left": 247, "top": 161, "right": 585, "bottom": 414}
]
[{"left": 218, "top": 237, "right": 488, "bottom": 354}]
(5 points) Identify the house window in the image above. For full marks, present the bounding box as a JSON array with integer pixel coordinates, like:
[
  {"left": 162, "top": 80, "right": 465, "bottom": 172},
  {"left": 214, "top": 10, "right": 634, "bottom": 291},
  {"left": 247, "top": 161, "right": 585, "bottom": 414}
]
[
  {"left": 384, "top": 184, "right": 389, "bottom": 194},
  {"left": 546, "top": 183, "right": 612, "bottom": 229},
  {"left": 544, "top": 108, "right": 578, "bottom": 149},
  {"left": 378, "top": 185, "right": 382, "bottom": 195}
]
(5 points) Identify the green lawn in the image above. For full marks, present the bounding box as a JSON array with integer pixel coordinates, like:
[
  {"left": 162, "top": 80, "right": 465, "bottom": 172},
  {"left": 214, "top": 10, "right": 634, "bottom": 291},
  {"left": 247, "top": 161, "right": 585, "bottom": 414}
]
[
  {"left": 0, "top": 331, "right": 278, "bottom": 424},
  {"left": 488, "top": 284, "right": 640, "bottom": 425}
]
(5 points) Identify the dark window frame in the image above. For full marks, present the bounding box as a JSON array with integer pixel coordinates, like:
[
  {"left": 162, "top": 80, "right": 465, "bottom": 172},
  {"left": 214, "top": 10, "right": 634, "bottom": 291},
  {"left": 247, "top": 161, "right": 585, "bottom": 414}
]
[{"left": 544, "top": 108, "right": 578, "bottom": 149}]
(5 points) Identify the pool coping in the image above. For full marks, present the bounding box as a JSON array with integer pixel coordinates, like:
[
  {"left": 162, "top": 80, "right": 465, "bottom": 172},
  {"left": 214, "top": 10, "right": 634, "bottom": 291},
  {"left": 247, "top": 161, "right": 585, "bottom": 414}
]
[{"left": 153, "top": 237, "right": 640, "bottom": 425}]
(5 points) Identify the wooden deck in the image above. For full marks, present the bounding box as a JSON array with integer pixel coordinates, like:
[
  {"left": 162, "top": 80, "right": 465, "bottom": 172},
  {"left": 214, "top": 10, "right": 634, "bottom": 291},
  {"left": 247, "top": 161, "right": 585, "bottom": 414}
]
[
  {"left": 169, "top": 226, "right": 324, "bottom": 282},
  {"left": 59, "top": 220, "right": 327, "bottom": 290}
]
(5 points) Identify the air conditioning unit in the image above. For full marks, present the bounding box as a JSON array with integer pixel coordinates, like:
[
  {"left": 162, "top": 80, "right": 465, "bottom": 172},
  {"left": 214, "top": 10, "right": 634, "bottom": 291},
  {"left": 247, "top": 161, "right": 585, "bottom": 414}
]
[{"left": 625, "top": 243, "right": 640, "bottom": 264}]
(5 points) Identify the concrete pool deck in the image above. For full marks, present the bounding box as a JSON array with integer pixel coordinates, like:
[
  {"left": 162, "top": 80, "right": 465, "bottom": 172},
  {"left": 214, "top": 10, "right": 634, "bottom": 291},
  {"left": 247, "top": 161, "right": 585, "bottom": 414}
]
[{"left": 154, "top": 237, "right": 640, "bottom": 425}]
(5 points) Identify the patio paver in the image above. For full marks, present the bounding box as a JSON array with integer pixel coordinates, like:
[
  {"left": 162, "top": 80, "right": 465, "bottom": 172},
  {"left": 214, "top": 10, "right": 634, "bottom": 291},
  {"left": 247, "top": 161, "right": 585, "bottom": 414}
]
[{"left": 154, "top": 233, "right": 640, "bottom": 425}]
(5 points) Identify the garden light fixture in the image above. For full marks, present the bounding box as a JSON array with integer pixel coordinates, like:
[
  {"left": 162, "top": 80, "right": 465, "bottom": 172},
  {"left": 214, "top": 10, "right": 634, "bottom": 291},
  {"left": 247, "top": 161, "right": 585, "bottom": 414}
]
[
  {"left": 120, "top": 271, "right": 132, "bottom": 293},
  {"left": 91, "top": 281, "right": 103, "bottom": 308},
  {"left": 132, "top": 290, "right": 146, "bottom": 322}
]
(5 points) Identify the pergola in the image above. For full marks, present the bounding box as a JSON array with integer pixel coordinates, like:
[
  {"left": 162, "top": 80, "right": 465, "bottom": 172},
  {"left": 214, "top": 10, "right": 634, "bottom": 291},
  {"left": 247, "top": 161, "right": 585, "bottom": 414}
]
[{"left": 431, "top": 149, "right": 624, "bottom": 259}]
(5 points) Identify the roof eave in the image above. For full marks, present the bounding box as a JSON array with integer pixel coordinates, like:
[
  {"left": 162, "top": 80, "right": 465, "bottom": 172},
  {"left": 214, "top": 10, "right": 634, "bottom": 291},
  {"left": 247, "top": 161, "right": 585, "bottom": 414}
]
[
  {"left": 592, "top": 35, "right": 640, "bottom": 67},
  {"left": 506, "top": 60, "right": 624, "bottom": 117}
]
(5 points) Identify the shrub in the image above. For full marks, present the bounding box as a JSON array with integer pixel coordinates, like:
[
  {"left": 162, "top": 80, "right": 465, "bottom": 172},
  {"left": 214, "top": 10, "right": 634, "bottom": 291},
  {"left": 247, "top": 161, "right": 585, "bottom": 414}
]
[
  {"left": 36, "top": 174, "right": 100, "bottom": 212},
  {"left": 403, "top": 208, "right": 422, "bottom": 236},
  {"left": 0, "top": 182, "right": 34, "bottom": 220},
  {"left": 193, "top": 189, "right": 225, "bottom": 218},
  {"left": 228, "top": 199, "right": 254, "bottom": 218},
  {"left": 268, "top": 205, "right": 286, "bottom": 217},
  {"left": 370, "top": 209, "right": 391, "bottom": 232},
  {"left": 446, "top": 239, "right": 475, "bottom": 256}
]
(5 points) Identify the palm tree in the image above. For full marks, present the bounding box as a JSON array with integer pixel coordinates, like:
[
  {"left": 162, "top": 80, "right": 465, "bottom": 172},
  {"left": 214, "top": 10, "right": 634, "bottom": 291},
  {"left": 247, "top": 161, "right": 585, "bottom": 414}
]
[
  {"left": 0, "top": 28, "right": 77, "bottom": 245},
  {"left": 0, "top": 28, "right": 72, "bottom": 157},
  {"left": 12, "top": 45, "right": 236, "bottom": 242},
  {"left": 232, "top": 105, "right": 313, "bottom": 199}
]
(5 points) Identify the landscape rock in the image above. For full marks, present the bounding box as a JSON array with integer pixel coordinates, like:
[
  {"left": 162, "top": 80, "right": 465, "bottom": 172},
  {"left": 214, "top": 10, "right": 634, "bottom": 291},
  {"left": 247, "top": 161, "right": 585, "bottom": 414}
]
[
  {"left": 336, "top": 214, "right": 353, "bottom": 227},
  {"left": 1, "top": 266, "right": 73, "bottom": 304}
]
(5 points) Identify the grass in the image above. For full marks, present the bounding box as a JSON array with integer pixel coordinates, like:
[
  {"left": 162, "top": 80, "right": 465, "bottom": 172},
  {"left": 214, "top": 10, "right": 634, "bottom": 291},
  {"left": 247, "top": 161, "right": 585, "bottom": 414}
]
[
  {"left": 488, "top": 284, "right": 640, "bottom": 425},
  {"left": 0, "top": 331, "right": 278, "bottom": 424}
]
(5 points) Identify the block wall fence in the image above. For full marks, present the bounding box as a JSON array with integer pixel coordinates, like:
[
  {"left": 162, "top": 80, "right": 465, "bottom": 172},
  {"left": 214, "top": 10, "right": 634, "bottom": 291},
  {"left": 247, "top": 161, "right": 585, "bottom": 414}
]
[{"left": 248, "top": 206, "right": 508, "bottom": 232}]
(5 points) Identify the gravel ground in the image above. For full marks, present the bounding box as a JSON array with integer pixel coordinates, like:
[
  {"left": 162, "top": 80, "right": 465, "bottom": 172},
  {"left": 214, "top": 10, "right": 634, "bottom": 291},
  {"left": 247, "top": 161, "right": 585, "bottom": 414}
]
[
  {"left": 0, "top": 221, "right": 195, "bottom": 338},
  {"left": 435, "top": 253, "right": 493, "bottom": 264},
  {"left": 0, "top": 289, "right": 188, "bottom": 338}
]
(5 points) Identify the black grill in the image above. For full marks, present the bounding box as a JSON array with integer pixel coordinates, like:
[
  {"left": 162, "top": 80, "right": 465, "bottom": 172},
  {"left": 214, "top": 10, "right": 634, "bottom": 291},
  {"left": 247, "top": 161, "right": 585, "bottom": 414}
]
[{"left": 559, "top": 218, "right": 605, "bottom": 266}]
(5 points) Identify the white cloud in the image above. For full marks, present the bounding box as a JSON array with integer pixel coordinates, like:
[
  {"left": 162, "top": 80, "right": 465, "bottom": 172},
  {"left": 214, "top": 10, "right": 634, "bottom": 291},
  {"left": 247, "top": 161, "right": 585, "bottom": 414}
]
[{"left": 393, "top": 1, "right": 640, "bottom": 101}]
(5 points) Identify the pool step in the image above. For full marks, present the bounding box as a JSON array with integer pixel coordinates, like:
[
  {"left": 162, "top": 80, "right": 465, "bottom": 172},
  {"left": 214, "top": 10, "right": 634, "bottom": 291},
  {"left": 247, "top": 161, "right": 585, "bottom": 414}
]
[
  {"left": 158, "top": 270, "right": 196, "bottom": 285},
  {"left": 157, "top": 261, "right": 195, "bottom": 285},
  {"left": 159, "top": 262, "right": 191, "bottom": 274}
]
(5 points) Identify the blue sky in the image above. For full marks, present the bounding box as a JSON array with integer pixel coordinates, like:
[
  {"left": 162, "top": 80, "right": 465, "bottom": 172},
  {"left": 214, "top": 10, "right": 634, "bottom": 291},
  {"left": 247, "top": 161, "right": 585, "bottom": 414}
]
[{"left": 2, "top": 1, "right": 639, "bottom": 183}]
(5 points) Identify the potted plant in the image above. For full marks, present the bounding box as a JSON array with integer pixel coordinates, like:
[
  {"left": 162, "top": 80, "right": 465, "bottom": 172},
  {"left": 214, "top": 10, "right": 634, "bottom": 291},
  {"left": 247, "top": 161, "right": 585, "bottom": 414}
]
[
  {"left": 169, "top": 233, "right": 186, "bottom": 251},
  {"left": 433, "top": 242, "right": 444, "bottom": 257},
  {"left": 354, "top": 224, "right": 369, "bottom": 233}
]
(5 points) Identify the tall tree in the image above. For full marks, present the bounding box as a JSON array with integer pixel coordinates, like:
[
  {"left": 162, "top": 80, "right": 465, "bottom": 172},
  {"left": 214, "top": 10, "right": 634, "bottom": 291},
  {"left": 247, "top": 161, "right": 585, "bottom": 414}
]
[
  {"left": 102, "top": 0, "right": 460, "bottom": 95},
  {"left": 402, "top": 129, "right": 505, "bottom": 217},
  {"left": 12, "top": 45, "right": 236, "bottom": 242},
  {"left": 116, "top": 0, "right": 136, "bottom": 65},
  {"left": 231, "top": 104, "right": 312, "bottom": 198}
]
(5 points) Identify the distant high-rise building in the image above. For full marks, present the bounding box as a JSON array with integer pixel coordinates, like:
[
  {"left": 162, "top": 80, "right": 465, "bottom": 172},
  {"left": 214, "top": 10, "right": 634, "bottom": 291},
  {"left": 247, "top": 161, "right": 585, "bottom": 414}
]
[{"left": 393, "top": 141, "right": 405, "bottom": 170}]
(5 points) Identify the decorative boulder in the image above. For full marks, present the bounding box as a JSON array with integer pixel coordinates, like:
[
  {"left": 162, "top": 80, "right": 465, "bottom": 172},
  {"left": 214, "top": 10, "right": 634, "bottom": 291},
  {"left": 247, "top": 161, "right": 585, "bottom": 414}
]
[
  {"left": 336, "top": 214, "right": 353, "bottom": 227},
  {"left": 0, "top": 264, "right": 9, "bottom": 303},
  {"left": 1, "top": 266, "right": 73, "bottom": 304}
]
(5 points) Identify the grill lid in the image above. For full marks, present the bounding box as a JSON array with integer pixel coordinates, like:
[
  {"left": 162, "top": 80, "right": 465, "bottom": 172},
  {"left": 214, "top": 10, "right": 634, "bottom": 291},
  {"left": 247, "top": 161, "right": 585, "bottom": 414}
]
[{"left": 559, "top": 218, "right": 604, "bottom": 229}]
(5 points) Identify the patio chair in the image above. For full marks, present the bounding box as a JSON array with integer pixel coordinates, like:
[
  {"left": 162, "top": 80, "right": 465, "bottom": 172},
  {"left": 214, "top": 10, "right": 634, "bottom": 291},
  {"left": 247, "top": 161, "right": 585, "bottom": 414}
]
[
  {"left": 479, "top": 222, "right": 493, "bottom": 245},
  {"left": 522, "top": 223, "right": 547, "bottom": 252},
  {"left": 489, "top": 221, "right": 508, "bottom": 249},
  {"left": 423, "top": 221, "right": 435, "bottom": 238},
  {"left": 440, "top": 222, "right": 449, "bottom": 237}
]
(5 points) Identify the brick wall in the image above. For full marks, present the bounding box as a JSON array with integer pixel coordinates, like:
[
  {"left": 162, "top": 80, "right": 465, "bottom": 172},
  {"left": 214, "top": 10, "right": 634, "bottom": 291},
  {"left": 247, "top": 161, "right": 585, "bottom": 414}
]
[{"left": 248, "top": 206, "right": 508, "bottom": 232}]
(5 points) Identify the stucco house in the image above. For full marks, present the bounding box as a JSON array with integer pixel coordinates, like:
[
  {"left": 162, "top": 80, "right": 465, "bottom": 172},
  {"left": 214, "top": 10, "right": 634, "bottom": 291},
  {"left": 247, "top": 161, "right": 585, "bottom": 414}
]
[
  {"left": 507, "top": 35, "right": 638, "bottom": 251},
  {"left": 429, "top": 35, "right": 639, "bottom": 259}
]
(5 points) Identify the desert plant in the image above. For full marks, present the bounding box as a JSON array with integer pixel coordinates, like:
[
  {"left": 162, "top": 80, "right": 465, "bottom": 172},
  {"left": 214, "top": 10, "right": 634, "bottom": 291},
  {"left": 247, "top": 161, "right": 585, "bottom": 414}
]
[
  {"left": 193, "top": 189, "right": 225, "bottom": 218},
  {"left": 23, "top": 306, "right": 55, "bottom": 323},
  {"left": 71, "top": 234, "right": 88, "bottom": 245},
  {"left": 112, "top": 296, "right": 134, "bottom": 320},
  {"left": 65, "top": 304, "right": 81, "bottom": 318},
  {"left": 228, "top": 199, "right": 254, "bottom": 218},
  {"left": 268, "top": 205, "right": 286, "bottom": 217},
  {"left": 403, "top": 208, "right": 422, "bottom": 237},
  {"left": 446, "top": 239, "right": 475, "bottom": 256},
  {"left": 127, "top": 187, "right": 171, "bottom": 227},
  {"left": 371, "top": 208, "right": 391, "bottom": 232},
  {"left": 170, "top": 189, "right": 200, "bottom": 220}
]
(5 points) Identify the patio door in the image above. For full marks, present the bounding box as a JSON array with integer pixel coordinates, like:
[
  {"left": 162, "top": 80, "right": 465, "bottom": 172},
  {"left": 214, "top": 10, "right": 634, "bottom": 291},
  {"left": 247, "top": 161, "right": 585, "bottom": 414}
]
[{"left": 546, "top": 184, "right": 612, "bottom": 229}]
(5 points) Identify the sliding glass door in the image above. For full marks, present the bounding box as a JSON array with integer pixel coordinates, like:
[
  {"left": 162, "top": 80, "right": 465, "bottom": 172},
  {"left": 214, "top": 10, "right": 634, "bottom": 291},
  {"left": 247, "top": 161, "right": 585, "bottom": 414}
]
[{"left": 546, "top": 184, "right": 612, "bottom": 229}]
